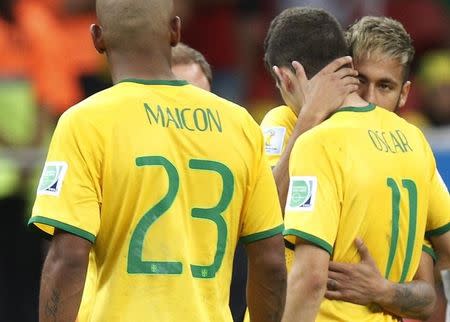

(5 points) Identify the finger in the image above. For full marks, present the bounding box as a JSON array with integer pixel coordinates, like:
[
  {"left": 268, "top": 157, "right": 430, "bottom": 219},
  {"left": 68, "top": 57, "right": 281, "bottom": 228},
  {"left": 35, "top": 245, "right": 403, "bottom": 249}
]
[
  {"left": 292, "top": 61, "right": 308, "bottom": 87},
  {"left": 320, "top": 56, "right": 353, "bottom": 74},
  {"left": 344, "top": 84, "right": 359, "bottom": 95},
  {"left": 324, "top": 290, "right": 345, "bottom": 301},
  {"left": 327, "top": 270, "right": 345, "bottom": 282},
  {"left": 327, "top": 278, "right": 338, "bottom": 291},
  {"left": 355, "top": 238, "right": 373, "bottom": 263},
  {"left": 342, "top": 75, "right": 360, "bottom": 85},
  {"left": 328, "top": 261, "right": 352, "bottom": 273},
  {"left": 273, "top": 66, "right": 284, "bottom": 87},
  {"left": 334, "top": 67, "right": 358, "bottom": 79}
]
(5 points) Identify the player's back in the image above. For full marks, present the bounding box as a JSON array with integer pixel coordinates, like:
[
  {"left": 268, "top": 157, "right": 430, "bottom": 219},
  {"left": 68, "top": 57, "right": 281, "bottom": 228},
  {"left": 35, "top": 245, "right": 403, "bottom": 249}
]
[
  {"left": 31, "top": 79, "right": 282, "bottom": 322},
  {"left": 285, "top": 104, "right": 435, "bottom": 321}
]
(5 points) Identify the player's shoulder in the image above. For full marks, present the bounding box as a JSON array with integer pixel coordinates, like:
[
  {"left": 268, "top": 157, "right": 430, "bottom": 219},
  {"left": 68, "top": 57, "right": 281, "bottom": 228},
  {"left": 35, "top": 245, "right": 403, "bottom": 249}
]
[
  {"left": 261, "top": 105, "right": 295, "bottom": 126},
  {"left": 62, "top": 86, "right": 118, "bottom": 116}
]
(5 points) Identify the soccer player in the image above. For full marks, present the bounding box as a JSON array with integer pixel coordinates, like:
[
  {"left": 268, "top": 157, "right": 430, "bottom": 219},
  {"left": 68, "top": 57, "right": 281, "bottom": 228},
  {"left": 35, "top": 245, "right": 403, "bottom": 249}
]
[
  {"left": 171, "top": 42, "right": 249, "bottom": 322},
  {"left": 262, "top": 7, "right": 449, "bottom": 321},
  {"left": 261, "top": 13, "right": 449, "bottom": 321},
  {"left": 172, "top": 43, "right": 212, "bottom": 91},
  {"left": 325, "top": 16, "right": 450, "bottom": 322},
  {"left": 28, "top": 1, "right": 287, "bottom": 321}
]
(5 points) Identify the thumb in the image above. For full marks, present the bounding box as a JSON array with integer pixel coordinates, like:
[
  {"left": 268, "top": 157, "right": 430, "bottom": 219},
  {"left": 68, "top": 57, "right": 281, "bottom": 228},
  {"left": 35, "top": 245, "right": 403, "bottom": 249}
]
[{"left": 355, "top": 238, "right": 371, "bottom": 262}]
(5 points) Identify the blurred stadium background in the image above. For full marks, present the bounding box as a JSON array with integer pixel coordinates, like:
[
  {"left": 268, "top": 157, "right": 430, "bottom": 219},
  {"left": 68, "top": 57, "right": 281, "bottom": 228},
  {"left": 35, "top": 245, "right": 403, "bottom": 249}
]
[{"left": 0, "top": 0, "right": 449, "bottom": 321}]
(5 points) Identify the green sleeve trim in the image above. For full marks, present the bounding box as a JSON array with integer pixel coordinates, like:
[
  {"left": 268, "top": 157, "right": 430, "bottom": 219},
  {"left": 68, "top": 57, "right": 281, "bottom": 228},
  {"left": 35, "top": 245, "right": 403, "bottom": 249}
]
[
  {"left": 422, "top": 245, "right": 437, "bottom": 262},
  {"left": 240, "top": 224, "right": 284, "bottom": 244},
  {"left": 28, "top": 216, "right": 96, "bottom": 243},
  {"left": 425, "top": 222, "right": 450, "bottom": 238},
  {"left": 283, "top": 229, "right": 333, "bottom": 255}
]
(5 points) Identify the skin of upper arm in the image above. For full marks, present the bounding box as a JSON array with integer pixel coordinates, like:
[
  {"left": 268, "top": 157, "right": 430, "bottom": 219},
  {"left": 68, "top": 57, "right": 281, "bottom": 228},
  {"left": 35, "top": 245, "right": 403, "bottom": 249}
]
[
  {"left": 430, "top": 231, "right": 450, "bottom": 272},
  {"left": 245, "top": 234, "right": 286, "bottom": 273},
  {"left": 291, "top": 239, "right": 330, "bottom": 291},
  {"left": 47, "top": 229, "right": 92, "bottom": 268},
  {"left": 413, "top": 251, "right": 435, "bottom": 285}
]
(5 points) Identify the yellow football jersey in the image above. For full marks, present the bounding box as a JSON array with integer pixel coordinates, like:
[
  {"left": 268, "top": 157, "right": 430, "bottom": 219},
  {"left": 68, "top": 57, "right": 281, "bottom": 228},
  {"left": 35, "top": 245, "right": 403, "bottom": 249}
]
[
  {"left": 29, "top": 79, "right": 283, "bottom": 322},
  {"left": 284, "top": 104, "right": 450, "bottom": 321},
  {"left": 260, "top": 105, "right": 297, "bottom": 168}
]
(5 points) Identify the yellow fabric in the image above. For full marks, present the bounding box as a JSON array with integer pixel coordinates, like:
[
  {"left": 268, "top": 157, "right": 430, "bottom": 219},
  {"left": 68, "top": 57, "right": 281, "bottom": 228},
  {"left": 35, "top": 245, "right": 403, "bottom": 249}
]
[
  {"left": 29, "top": 80, "right": 283, "bottom": 322},
  {"left": 284, "top": 105, "right": 450, "bottom": 321},
  {"left": 260, "top": 105, "right": 297, "bottom": 168}
]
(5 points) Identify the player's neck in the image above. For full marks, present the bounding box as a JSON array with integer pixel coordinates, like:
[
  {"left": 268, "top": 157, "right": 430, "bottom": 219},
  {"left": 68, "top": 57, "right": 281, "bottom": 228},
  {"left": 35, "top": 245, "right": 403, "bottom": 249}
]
[
  {"left": 340, "top": 92, "right": 369, "bottom": 109},
  {"left": 108, "top": 51, "right": 177, "bottom": 84}
]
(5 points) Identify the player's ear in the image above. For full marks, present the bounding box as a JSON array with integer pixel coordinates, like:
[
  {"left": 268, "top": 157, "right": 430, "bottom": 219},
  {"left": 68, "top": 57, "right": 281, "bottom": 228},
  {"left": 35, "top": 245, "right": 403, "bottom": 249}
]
[
  {"left": 398, "top": 80, "right": 411, "bottom": 109},
  {"left": 90, "top": 24, "right": 106, "bottom": 54},
  {"left": 170, "top": 16, "right": 181, "bottom": 47}
]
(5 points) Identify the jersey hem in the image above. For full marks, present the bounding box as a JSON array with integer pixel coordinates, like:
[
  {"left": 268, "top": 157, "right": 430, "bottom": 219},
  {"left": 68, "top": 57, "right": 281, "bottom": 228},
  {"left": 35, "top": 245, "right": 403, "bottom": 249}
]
[
  {"left": 422, "top": 245, "right": 437, "bottom": 262},
  {"left": 240, "top": 224, "right": 284, "bottom": 244},
  {"left": 425, "top": 222, "right": 450, "bottom": 238},
  {"left": 283, "top": 229, "right": 333, "bottom": 255},
  {"left": 28, "top": 216, "right": 96, "bottom": 243}
]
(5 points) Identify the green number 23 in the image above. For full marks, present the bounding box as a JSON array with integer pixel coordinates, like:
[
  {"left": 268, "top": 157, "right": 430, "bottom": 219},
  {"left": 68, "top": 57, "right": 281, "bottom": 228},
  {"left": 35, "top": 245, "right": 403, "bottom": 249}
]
[{"left": 127, "top": 156, "right": 234, "bottom": 278}]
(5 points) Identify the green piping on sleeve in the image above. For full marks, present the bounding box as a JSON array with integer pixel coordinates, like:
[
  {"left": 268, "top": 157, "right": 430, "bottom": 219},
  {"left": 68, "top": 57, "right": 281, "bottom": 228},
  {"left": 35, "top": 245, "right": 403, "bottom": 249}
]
[
  {"left": 425, "top": 222, "right": 450, "bottom": 238},
  {"left": 283, "top": 229, "right": 333, "bottom": 255},
  {"left": 240, "top": 224, "right": 284, "bottom": 244},
  {"left": 422, "top": 245, "right": 437, "bottom": 262},
  {"left": 28, "top": 216, "right": 96, "bottom": 243}
]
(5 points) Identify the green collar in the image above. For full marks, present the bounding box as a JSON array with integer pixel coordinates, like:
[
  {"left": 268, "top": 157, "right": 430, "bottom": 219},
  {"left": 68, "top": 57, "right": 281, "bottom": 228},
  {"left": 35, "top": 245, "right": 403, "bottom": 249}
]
[
  {"left": 335, "top": 103, "right": 376, "bottom": 113},
  {"left": 118, "top": 78, "right": 189, "bottom": 86}
]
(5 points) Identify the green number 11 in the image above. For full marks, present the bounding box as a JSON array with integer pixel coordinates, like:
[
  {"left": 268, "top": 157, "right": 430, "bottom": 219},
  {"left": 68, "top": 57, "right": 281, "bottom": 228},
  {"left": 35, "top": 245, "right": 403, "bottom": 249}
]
[{"left": 385, "top": 178, "right": 418, "bottom": 282}]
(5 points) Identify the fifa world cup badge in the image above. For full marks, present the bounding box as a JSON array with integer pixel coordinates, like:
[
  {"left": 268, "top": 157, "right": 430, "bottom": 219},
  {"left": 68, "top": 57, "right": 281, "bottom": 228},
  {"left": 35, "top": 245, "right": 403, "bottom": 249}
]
[{"left": 286, "top": 176, "right": 317, "bottom": 211}]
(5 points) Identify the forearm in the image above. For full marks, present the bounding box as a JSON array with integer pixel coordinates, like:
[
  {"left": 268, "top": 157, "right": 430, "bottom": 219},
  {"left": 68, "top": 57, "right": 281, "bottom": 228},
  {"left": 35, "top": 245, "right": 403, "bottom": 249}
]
[
  {"left": 376, "top": 280, "right": 436, "bottom": 320},
  {"left": 282, "top": 270, "right": 326, "bottom": 322},
  {"left": 39, "top": 233, "right": 90, "bottom": 322},
  {"left": 40, "top": 256, "right": 88, "bottom": 322}
]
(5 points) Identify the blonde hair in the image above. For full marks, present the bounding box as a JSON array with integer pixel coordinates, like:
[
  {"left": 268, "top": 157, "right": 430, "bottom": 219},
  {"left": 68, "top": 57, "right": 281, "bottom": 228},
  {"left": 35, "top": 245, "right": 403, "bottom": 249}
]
[
  {"left": 347, "top": 16, "right": 415, "bottom": 80},
  {"left": 172, "top": 43, "right": 212, "bottom": 85}
]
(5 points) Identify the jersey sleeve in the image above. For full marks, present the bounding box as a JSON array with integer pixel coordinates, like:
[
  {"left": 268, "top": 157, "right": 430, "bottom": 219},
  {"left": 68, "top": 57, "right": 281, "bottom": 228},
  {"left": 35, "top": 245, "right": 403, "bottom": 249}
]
[
  {"left": 425, "top": 166, "right": 450, "bottom": 237},
  {"left": 260, "top": 111, "right": 289, "bottom": 168},
  {"left": 239, "top": 118, "right": 284, "bottom": 244},
  {"left": 422, "top": 238, "right": 437, "bottom": 262},
  {"left": 28, "top": 109, "right": 102, "bottom": 243},
  {"left": 283, "top": 131, "right": 341, "bottom": 255}
]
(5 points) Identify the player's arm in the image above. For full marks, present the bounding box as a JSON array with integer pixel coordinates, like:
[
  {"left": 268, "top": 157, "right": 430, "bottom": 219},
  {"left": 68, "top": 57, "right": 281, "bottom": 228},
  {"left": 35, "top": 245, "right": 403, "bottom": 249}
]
[
  {"left": 245, "top": 234, "right": 287, "bottom": 322},
  {"left": 282, "top": 240, "right": 330, "bottom": 322},
  {"left": 271, "top": 57, "right": 358, "bottom": 210},
  {"left": 326, "top": 239, "right": 436, "bottom": 320},
  {"left": 40, "top": 229, "right": 91, "bottom": 322}
]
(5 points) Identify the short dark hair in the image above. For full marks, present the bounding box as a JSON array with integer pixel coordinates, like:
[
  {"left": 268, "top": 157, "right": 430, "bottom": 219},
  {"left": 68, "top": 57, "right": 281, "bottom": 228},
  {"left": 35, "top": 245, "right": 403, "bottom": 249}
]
[
  {"left": 172, "top": 43, "right": 213, "bottom": 85},
  {"left": 264, "top": 7, "right": 349, "bottom": 79}
]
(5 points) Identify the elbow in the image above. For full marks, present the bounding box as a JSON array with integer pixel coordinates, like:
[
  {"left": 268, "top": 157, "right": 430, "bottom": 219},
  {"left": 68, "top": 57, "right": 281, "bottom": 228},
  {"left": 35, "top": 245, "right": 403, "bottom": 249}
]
[{"left": 289, "top": 267, "right": 327, "bottom": 300}]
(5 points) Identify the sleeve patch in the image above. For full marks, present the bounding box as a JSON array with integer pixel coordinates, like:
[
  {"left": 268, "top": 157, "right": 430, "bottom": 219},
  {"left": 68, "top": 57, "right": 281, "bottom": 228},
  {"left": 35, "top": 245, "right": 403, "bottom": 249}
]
[
  {"left": 286, "top": 176, "right": 317, "bottom": 212},
  {"left": 262, "top": 127, "right": 286, "bottom": 155},
  {"left": 37, "top": 161, "right": 68, "bottom": 196}
]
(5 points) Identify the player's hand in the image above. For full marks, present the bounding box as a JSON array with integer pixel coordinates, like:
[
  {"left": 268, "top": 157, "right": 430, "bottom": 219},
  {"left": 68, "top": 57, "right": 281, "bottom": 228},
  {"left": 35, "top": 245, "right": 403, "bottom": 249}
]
[
  {"left": 325, "top": 239, "right": 389, "bottom": 306},
  {"left": 298, "top": 56, "right": 359, "bottom": 123}
]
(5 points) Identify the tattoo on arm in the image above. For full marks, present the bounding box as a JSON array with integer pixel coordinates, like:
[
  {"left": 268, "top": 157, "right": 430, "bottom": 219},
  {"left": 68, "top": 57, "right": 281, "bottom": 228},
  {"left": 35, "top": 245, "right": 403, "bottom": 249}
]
[
  {"left": 393, "top": 282, "right": 434, "bottom": 314},
  {"left": 45, "top": 289, "right": 61, "bottom": 321}
]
